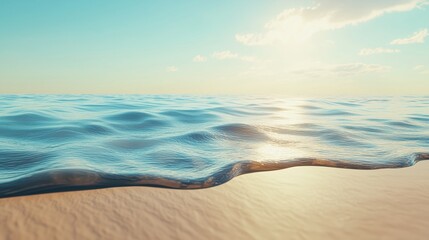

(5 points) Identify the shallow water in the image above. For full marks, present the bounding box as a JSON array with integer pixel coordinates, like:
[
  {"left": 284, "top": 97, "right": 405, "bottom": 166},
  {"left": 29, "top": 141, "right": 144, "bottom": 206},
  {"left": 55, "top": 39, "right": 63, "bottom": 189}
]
[{"left": 0, "top": 95, "right": 428, "bottom": 197}]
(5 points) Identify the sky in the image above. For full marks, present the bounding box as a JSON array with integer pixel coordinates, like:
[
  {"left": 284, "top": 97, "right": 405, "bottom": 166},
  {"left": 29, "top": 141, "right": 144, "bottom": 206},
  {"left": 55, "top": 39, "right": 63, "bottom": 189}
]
[{"left": 0, "top": 0, "right": 428, "bottom": 96}]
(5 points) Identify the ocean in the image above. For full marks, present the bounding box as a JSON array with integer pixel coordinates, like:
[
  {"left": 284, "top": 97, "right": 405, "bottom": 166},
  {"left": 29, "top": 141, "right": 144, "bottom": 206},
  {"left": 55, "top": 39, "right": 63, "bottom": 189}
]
[{"left": 0, "top": 95, "right": 428, "bottom": 197}]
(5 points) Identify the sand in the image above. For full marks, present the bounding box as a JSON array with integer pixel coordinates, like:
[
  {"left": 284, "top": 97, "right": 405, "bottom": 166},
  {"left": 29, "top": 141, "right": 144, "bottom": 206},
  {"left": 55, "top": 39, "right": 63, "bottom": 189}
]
[{"left": 1, "top": 162, "right": 429, "bottom": 240}]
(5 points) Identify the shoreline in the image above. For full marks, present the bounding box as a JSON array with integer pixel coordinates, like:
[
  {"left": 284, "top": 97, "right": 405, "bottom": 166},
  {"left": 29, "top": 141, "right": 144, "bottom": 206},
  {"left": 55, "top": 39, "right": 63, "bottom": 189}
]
[{"left": 1, "top": 162, "right": 429, "bottom": 240}]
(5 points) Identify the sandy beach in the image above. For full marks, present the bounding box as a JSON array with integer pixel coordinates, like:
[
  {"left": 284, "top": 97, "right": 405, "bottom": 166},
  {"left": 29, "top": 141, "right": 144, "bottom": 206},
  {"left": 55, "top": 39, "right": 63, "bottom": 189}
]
[
  {"left": 2, "top": 1, "right": 428, "bottom": 239},
  {"left": 1, "top": 162, "right": 429, "bottom": 240}
]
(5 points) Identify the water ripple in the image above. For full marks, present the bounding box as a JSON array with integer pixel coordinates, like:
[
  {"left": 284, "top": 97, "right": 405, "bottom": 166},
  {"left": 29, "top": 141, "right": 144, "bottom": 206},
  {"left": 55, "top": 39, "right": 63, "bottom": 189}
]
[{"left": 0, "top": 95, "right": 428, "bottom": 197}]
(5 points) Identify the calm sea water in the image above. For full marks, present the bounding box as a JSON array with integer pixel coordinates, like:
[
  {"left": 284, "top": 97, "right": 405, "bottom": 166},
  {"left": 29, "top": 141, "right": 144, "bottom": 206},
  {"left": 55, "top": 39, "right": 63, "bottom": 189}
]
[{"left": 0, "top": 95, "right": 428, "bottom": 197}]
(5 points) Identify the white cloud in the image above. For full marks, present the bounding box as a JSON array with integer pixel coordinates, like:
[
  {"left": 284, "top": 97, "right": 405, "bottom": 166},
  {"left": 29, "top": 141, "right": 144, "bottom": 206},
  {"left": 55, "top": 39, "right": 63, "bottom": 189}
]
[
  {"left": 414, "top": 65, "right": 425, "bottom": 70},
  {"left": 212, "top": 51, "right": 239, "bottom": 59},
  {"left": 212, "top": 51, "right": 256, "bottom": 62},
  {"left": 414, "top": 65, "right": 429, "bottom": 74},
  {"left": 239, "top": 56, "right": 257, "bottom": 62},
  {"left": 390, "top": 29, "right": 429, "bottom": 45},
  {"left": 292, "top": 63, "right": 391, "bottom": 76},
  {"left": 236, "top": 0, "right": 424, "bottom": 46},
  {"left": 359, "top": 48, "right": 400, "bottom": 56},
  {"left": 166, "top": 66, "right": 178, "bottom": 72},
  {"left": 193, "top": 55, "right": 207, "bottom": 62}
]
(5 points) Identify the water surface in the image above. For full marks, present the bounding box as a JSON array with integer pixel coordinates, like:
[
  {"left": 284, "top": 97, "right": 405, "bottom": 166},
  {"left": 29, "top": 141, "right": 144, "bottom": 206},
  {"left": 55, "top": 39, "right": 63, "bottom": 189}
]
[{"left": 0, "top": 95, "right": 428, "bottom": 197}]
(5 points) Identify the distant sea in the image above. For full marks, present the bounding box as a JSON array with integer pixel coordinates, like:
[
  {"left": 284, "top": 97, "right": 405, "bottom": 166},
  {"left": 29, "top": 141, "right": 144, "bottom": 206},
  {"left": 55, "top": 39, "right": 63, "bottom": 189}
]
[{"left": 0, "top": 95, "right": 428, "bottom": 197}]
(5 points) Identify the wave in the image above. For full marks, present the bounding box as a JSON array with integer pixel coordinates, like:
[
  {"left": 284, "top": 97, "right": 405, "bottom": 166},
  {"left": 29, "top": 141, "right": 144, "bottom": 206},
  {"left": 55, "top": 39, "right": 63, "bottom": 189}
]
[
  {"left": 1, "top": 153, "right": 428, "bottom": 198},
  {"left": 0, "top": 95, "right": 428, "bottom": 198}
]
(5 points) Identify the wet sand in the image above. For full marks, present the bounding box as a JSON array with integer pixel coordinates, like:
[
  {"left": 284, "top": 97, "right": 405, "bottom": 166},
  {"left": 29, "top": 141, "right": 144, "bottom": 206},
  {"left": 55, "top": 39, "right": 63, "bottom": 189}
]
[{"left": 1, "top": 162, "right": 429, "bottom": 240}]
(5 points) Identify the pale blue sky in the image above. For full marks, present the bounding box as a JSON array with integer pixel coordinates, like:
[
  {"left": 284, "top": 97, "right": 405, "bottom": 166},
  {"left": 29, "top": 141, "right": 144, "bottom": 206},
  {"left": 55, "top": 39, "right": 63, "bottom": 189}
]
[{"left": 0, "top": 0, "right": 428, "bottom": 96}]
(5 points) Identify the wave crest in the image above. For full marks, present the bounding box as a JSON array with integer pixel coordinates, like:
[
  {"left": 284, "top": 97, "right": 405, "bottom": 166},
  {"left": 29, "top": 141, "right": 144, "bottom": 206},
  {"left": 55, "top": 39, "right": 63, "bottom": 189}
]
[{"left": 1, "top": 153, "right": 427, "bottom": 198}]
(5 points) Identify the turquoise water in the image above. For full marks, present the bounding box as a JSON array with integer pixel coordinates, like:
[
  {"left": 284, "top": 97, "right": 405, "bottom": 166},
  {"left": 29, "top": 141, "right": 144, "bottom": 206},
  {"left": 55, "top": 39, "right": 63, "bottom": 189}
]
[{"left": 0, "top": 95, "right": 428, "bottom": 197}]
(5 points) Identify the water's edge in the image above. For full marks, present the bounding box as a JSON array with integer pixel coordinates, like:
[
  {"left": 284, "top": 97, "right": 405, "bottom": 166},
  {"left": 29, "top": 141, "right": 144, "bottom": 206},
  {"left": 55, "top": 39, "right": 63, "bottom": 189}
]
[{"left": 1, "top": 153, "right": 427, "bottom": 198}]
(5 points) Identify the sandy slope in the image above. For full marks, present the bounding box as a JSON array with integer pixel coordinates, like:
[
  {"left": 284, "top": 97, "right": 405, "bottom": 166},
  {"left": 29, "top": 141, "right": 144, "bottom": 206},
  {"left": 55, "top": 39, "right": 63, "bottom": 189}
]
[{"left": 1, "top": 162, "right": 429, "bottom": 240}]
